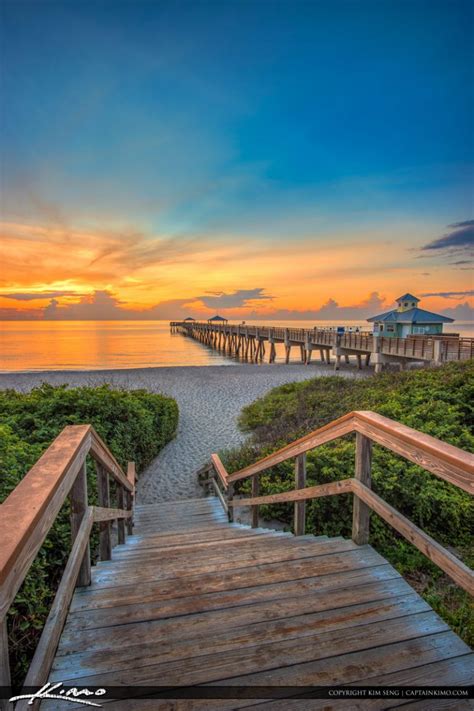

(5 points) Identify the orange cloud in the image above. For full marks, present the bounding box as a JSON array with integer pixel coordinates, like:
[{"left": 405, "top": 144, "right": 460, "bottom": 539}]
[{"left": 1, "top": 219, "right": 472, "bottom": 318}]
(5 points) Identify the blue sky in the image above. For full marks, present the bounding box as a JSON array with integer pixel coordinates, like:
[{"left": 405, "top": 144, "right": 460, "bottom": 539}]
[{"left": 0, "top": 0, "right": 472, "bottom": 319}]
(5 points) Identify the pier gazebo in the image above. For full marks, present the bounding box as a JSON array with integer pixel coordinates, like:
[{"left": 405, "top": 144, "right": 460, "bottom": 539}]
[{"left": 207, "top": 315, "right": 228, "bottom": 324}]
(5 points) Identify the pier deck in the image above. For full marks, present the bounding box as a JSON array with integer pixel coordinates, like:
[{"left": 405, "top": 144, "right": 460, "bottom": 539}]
[{"left": 170, "top": 321, "right": 474, "bottom": 371}]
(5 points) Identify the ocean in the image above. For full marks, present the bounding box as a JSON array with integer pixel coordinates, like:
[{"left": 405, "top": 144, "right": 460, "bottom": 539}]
[{"left": 1, "top": 320, "right": 472, "bottom": 372}]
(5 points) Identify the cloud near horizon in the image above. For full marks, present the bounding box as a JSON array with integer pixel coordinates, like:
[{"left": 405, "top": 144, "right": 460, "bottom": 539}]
[
  {"left": 1, "top": 288, "right": 394, "bottom": 321},
  {"left": 420, "top": 290, "right": 474, "bottom": 299}
]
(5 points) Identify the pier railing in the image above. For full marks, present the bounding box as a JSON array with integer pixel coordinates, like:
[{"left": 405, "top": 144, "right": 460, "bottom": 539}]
[
  {"left": 0, "top": 425, "right": 136, "bottom": 703},
  {"left": 171, "top": 321, "right": 473, "bottom": 368},
  {"left": 203, "top": 410, "right": 474, "bottom": 595}
]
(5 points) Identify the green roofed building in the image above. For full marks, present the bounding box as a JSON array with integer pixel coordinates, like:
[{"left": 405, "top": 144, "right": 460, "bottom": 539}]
[{"left": 367, "top": 293, "right": 454, "bottom": 338}]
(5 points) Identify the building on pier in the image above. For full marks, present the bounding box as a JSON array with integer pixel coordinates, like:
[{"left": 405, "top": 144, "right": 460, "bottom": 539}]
[
  {"left": 208, "top": 314, "right": 228, "bottom": 324},
  {"left": 367, "top": 293, "right": 454, "bottom": 338}
]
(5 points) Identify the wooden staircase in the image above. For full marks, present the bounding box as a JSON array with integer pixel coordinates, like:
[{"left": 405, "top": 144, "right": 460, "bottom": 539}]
[
  {"left": 2, "top": 412, "right": 473, "bottom": 710},
  {"left": 41, "top": 497, "right": 473, "bottom": 709}
]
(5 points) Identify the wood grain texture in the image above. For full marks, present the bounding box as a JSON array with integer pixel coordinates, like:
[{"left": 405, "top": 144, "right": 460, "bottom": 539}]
[
  {"left": 92, "top": 506, "right": 132, "bottom": 522},
  {"left": 0, "top": 617, "right": 10, "bottom": 710},
  {"left": 352, "top": 479, "right": 474, "bottom": 594},
  {"left": 116, "top": 484, "right": 126, "bottom": 545},
  {"left": 20, "top": 507, "right": 93, "bottom": 700},
  {"left": 89, "top": 430, "right": 132, "bottom": 491},
  {"left": 352, "top": 433, "right": 372, "bottom": 545},
  {"left": 230, "top": 478, "right": 353, "bottom": 507},
  {"left": 0, "top": 425, "right": 91, "bottom": 619},
  {"left": 227, "top": 413, "right": 356, "bottom": 482},
  {"left": 251, "top": 475, "right": 259, "bottom": 528},
  {"left": 69, "top": 462, "right": 91, "bottom": 587},
  {"left": 354, "top": 410, "right": 474, "bottom": 493},
  {"left": 96, "top": 463, "right": 111, "bottom": 562},
  {"left": 211, "top": 477, "right": 228, "bottom": 513},
  {"left": 211, "top": 453, "right": 229, "bottom": 490},
  {"left": 294, "top": 453, "right": 306, "bottom": 536}
]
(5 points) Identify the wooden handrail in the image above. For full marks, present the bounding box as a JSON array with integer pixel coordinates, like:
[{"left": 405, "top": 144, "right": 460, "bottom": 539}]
[
  {"left": 208, "top": 410, "right": 473, "bottom": 594},
  {"left": 0, "top": 425, "right": 91, "bottom": 619},
  {"left": 229, "top": 479, "right": 354, "bottom": 507},
  {"left": 0, "top": 425, "right": 132, "bottom": 619},
  {"left": 227, "top": 412, "right": 356, "bottom": 483},
  {"left": 19, "top": 507, "right": 94, "bottom": 694},
  {"left": 351, "top": 480, "right": 474, "bottom": 594},
  {"left": 90, "top": 429, "right": 132, "bottom": 491},
  {"left": 353, "top": 411, "right": 473, "bottom": 493},
  {"left": 210, "top": 453, "right": 229, "bottom": 489},
  {"left": 0, "top": 424, "right": 137, "bottom": 701},
  {"left": 226, "top": 411, "right": 474, "bottom": 493}
]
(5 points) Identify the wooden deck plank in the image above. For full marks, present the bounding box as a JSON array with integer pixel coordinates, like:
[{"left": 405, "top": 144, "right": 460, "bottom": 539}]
[
  {"left": 64, "top": 574, "right": 411, "bottom": 632},
  {"left": 92, "top": 537, "right": 358, "bottom": 574},
  {"left": 50, "top": 611, "right": 448, "bottom": 685},
  {"left": 58, "top": 579, "right": 419, "bottom": 657},
  {"left": 120, "top": 526, "right": 278, "bottom": 547},
  {"left": 89, "top": 544, "right": 374, "bottom": 589},
  {"left": 69, "top": 561, "right": 398, "bottom": 613},
  {"left": 54, "top": 592, "right": 429, "bottom": 675},
  {"left": 111, "top": 532, "right": 291, "bottom": 558},
  {"left": 241, "top": 655, "right": 474, "bottom": 711},
  {"left": 97, "top": 533, "right": 344, "bottom": 569},
  {"left": 89, "top": 634, "right": 470, "bottom": 711},
  {"left": 69, "top": 554, "right": 396, "bottom": 612}
]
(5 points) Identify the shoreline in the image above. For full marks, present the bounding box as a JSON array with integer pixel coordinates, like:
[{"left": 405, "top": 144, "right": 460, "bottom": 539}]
[{"left": 0, "top": 363, "right": 367, "bottom": 503}]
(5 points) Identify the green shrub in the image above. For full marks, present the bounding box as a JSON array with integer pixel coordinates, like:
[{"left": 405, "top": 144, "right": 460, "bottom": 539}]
[
  {"left": 222, "top": 361, "right": 474, "bottom": 645},
  {"left": 0, "top": 384, "right": 178, "bottom": 685}
]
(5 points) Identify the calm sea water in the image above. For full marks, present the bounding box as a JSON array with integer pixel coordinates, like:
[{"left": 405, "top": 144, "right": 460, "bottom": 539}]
[{"left": 1, "top": 320, "right": 472, "bottom": 372}]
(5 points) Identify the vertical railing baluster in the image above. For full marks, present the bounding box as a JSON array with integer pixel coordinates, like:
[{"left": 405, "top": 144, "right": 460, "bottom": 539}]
[
  {"left": 96, "top": 463, "right": 111, "bottom": 560},
  {"left": 116, "top": 483, "right": 126, "bottom": 545},
  {"left": 227, "top": 482, "right": 234, "bottom": 523},
  {"left": 352, "top": 433, "right": 372, "bottom": 545},
  {"left": 294, "top": 453, "right": 306, "bottom": 536},
  {"left": 126, "top": 462, "right": 136, "bottom": 536},
  {"left": 0, "top": 617, "right": 10, "bottom": 711},
  {"left": 251, "top": 474, "right": 259, "bottom": 528},
  {"left": 69, "top": 461, "right": 91, "bottom": 586}
]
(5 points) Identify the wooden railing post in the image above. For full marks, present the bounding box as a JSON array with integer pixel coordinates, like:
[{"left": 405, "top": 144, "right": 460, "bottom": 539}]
[
  {"left": 116, "top": 483, "right": 126, "bottom": 545},
  {"left": 0, "top": 618, "right": 10, "bottom": 711},
  {"left": 352, "top": 433, "right": 372, "bottom": 544},
  {"left": 251, "top": 475, "right": 259, "bottom": 528},
  {"left": 126, "top": 462, "right": 135, "bottom": 535},
  {"left": 294, "top": 453, "right": 306, "bottom": 536},
  {"left": 227, "top": 483, "right": 234, "bottom": 522},
  {"left": 96, "top": 463, "right": 111, "bottom": 560},
  {"left": 69, "top": 461, "right": 91, "bottom": 586}
]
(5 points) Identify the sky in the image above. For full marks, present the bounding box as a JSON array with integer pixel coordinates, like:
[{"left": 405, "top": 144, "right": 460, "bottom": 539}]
[{"left": 0, "top": 0, "right": 473, "bottom": 321}]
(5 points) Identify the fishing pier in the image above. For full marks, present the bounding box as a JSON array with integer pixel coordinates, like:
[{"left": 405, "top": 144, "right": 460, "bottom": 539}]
[{"left": 170, "top": 321, "right": 474, "bottom": 372}]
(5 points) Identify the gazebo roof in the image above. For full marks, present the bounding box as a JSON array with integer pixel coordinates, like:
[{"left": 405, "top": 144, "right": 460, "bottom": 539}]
[
  {"left": 183, "top": 317, "right": 195, "bottom": 321},
  {"left": 208, "top": 315, "right": 227, "bottom": 322},
  {"left": 367, "top": 307, "right": 454, "bottom": 324}
]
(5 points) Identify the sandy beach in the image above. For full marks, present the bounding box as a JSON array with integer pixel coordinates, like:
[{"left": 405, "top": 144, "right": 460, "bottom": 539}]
[{"left": 0, "top": 363, "right": 365, "bottom": 503}]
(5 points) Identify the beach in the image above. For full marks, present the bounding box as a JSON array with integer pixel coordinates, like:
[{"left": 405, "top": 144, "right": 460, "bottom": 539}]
[{"left": 0, "top": 363, "right": 365, "bottom": 502}]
